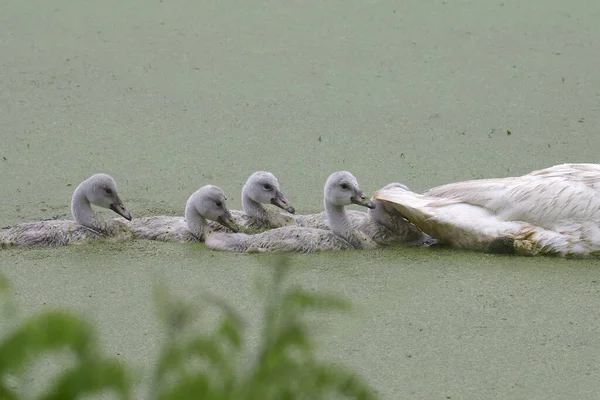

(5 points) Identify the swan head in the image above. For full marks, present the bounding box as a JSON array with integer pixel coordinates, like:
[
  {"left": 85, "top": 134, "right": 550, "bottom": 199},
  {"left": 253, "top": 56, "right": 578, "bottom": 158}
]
[
  {"left": 324, "top": 171, "right": 375, "bottom": 209},
  {"left": 243, "top": 171, "right": 295, "bottom": 214},
  {"left": 189, "top": 185, "right": 240, "bottom": 232},
  {"left": 369, "top": 182, "right": 410, "bottom": 224},
  {"left": 80, "top": 174, "right": 132, "bottom": 220}
]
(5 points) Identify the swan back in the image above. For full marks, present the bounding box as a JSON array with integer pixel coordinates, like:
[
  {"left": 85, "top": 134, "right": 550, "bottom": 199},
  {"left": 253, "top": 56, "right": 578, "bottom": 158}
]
[
  {"left": 206, "top": 227, "right": 355, "bottom": 253},
  {"left": 1, "top": 220, "right": 133, "bottom": 248},
  {"left": 423, "top": 163, "right": 600, "bottom": 228}
]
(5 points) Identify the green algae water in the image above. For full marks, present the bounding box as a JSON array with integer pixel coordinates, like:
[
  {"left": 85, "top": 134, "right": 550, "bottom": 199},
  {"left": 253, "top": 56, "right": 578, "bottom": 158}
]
[{"left": 2, "top": 0, "right": 600, "bottom": 398}]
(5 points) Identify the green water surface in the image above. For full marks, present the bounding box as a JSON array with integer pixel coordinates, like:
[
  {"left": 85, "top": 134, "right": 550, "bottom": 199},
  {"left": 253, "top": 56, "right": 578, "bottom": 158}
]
[{"left": 1, "top": 0, "right": 600, "bottom": 398}]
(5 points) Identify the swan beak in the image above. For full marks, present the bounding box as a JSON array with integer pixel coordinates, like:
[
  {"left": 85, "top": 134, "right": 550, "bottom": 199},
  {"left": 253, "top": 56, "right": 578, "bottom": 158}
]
[
  {"left": 217, "top": 212, "right": 240, "bottom": 233},
  {"left": 351, "top": 192, "right": 376, "bottom": 209},
  {"left": 271, "top": 191, "right": 295, "bottom": 214},
  {"left": 110, "top": 201, "right": 133, "bottom": 221}
]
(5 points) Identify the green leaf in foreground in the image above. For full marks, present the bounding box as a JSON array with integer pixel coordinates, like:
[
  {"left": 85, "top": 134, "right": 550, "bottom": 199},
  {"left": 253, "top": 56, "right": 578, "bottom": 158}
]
[
  {"left": 38, "top": 358, "right": 131, "bottom": 400},
  {"left": 0, "top": 254, "right": 379, "bottom": 400},
  {"left": 0, "top": 311, "right": 96, "bottom": 375}
]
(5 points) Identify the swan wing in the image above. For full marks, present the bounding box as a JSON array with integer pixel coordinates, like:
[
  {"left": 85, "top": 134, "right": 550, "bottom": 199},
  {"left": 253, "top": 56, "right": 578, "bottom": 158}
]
[{"left": 423, "top": 164, "right": 600, "bottom": 227}]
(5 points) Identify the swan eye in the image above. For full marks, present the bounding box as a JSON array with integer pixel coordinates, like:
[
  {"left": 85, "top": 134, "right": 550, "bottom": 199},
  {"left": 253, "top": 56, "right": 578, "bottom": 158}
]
[
  {"left": 264, "top": 184, "right": 272, "bottom": 191},
  {"left": 216, "top": 201, "right": 223, "bottom": 208},
  {"left": 105, "top": 188, "right": 113, "bottom": 196},
  {"left": 340, "top": 183, "right": 349, "bottom": 190}
]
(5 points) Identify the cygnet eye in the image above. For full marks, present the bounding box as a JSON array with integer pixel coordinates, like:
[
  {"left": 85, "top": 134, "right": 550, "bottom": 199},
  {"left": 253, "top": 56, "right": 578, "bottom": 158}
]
[
  {"left": 215, "top": 201, "right": 223, "bottom": 208},
  {"left": 340, "top": 183, "right": 349, "bottom": 190},
  {"left": 105, "top": 188, "right": 113, "bottom": 196},
  {"left": 264, "top": 184, "right": 273, "bottom": 191}
]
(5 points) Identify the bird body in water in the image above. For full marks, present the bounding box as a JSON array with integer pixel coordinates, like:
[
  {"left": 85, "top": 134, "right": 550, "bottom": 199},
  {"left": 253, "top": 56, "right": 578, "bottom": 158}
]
[
  {"left": 1, "top": 174, "right": 133, "bottom": 247},
  {"left": 207, "top": 171, "right": 383, "bottom": 253},
  {"left": 374, "top": 163, "right": 600, "bottom": 257},
  {"left": 124, "top": 185, "right": 239, "bottom": 243}
]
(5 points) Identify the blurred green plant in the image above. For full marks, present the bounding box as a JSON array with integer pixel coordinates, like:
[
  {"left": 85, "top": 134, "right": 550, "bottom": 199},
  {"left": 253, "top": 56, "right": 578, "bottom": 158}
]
[
  {"left": 0, "top": 274, "right": 131, "bottom": 400},
  {"left": 0, "top": 256, "right": 378, "bottom": 400}
]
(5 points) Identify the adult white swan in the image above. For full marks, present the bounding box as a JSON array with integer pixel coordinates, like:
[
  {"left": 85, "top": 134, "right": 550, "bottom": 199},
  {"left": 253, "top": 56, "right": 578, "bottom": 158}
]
[
  {"left": 374, "top": 163, "right": 600, "bottom": 257},
  {"left": 1, "top": 174, "right": 133, "bottom": 247},
  {"left": 205, "top": 171, "right": 377, "bottom": 253}
]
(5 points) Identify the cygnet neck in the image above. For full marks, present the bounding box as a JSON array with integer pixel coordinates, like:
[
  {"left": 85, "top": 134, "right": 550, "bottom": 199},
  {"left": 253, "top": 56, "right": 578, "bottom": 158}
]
[
  {"left": 71, "top": 182, "right": 98, "bottom": 229},
  {"left": 242, "top": 188, "right": 268, "bottom": 220},
  {"left": 185, "top": 197, "right": 207, "bottom": 239}
]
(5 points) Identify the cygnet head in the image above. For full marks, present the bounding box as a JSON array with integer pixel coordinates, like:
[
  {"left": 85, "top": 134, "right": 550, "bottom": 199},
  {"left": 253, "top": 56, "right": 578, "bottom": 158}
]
[
  {"left": 243, "top": 171, "right": 295, "bottom": 214},
  {"left": 369, "top": 182, "right": 409, "bottom": 223},
  {"left": 76, "top": 173, "right": 132, "bottom": 220},
  {"left": 324, "top": 171, "right": 375, "bottom": 209},
  {"left": 187, "top": 185, "right": 239, "bottom": 232}
]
